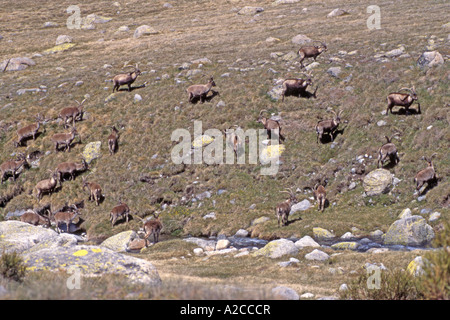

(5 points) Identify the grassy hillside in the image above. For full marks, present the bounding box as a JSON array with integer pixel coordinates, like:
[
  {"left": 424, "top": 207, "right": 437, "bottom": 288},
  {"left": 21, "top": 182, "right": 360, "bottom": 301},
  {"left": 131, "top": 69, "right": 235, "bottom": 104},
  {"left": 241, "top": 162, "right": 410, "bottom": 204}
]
[{"left": 0, "top": 0, "right": 449, "bottom": 298}]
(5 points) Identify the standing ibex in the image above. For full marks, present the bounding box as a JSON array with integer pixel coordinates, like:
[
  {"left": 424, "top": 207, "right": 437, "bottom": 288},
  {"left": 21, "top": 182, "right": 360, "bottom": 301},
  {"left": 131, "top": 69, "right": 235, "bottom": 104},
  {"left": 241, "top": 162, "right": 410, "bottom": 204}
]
[
  {"left": 276, "top": 188, "right": 297, "bottom": 227},
  {"left": 281, "top": 73, "right": 316, "bottom": 102},
  {"left": 377, "top": 135, "right": 400, "bottom": 168},
  {"left": 58, "top": 99, "right": 86, "bottom": 128},
  {"left": 34, "top": 169, "right": 58, "bottom": 201},
  {"left": 134, "top": 212, "right": 163, "bottom": 246},
  {"left": 298, "top": 41, "right": 327, "bottom": 68},
  {"left": 82, "top": 177, "right": 102, "bottom": 206},
  {"left": 224, "top": 125, "right": 243, "bottom": 157},
  {"left": 186, "top": 76, "right": 218, "bottom": 103},
  {"left": 15, "top": 114, "right": 44, "bottom": 147},
  {"left": 51, "top": 126, "right": 80, "bottom": 152},
  {"left": 110, "top": 201, "right": 130, "bottom": 227},
  {"left": 51, "top": 205, "right": 82, "bottom": 233},
  {"left": 20, "top": 209, "right": 51, "bottom": 227},
  {"left": 386, "top": 86, "right": 420, "bottom": 115},
  {"left": 55, "top": 159, "right": 88, "bottom": 182},
  {"left": 313, "top": 184, "right": 327, "bottom": 212},
  {"left": 1, "top": 153, "right": 29, "bottom": 184},
  {"left": 315, "top": 109, "right": 343, "bottom": 143},
  {"left": 112, "top": 64, "right": 142, "bottom": 92},
  {"left": 108, "top": 126, "right": 119, "bottom": 155},
  {"left": 258, "top": 110, "right": 285, "bottom": 143},
  {"left": 414, "top": 154, "right": 438, "bottom": 193}
]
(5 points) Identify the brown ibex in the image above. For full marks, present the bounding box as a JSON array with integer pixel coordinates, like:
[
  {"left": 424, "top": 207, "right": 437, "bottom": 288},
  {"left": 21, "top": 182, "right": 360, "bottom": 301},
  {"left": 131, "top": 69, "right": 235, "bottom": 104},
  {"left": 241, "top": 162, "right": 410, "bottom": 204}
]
[
  {"left": 51, "top": 205, "right": 82, "bottom": 233},
  {"left": 313, "top": 184, "right": 327, "bottom": 212},
  {"left": 55, "top": 159, "right": 88, "bottom": 182},
  {"left": 258, "top": 110, "right": 285, "bottom": 143},
  {"left": 281, "top": 73, "right": 316, "bottom": 102},
  {"left": 377, "top": 135, "right": 400, "bottom": 168},
  {"left": 20, "top": 209, "right": 51, "bottom": 227},
  {"left": 82, "top": 177, "right": 102, "bottom": 206},
  {"left": 15, "top": 114, "right": 44, "bottom": 147},
  {"left": 186, "top": 76, "right": 218, "bottom": 103},
  {"left": 414, "top": 154, "right": 438, "bottom": 193},
  {"left": 386, "top": 86, "right": 420, "bottom": 115},
  {"left": 58, "top": 99, "right": 86, "bottom": 128},
  {"left": 0, "top": 153, "right": 29, "bottom": 184},
  {"left": 108, "top": 126, "right": 119, "bottom": 155},
  {"left": 112, "top": 64, "right": 141, "bottom": 92},
  {"left": 298, "top": 41, "right": 327, "bottom": 68},
  {"left": 134, "top": 212, "right": 163, "bottom": 246},
  {"left": 34, "top": 169, "right": 58, "bottom": 201},
  {"left": 110, "top": 201, "right": 130, "bottom": 227},
  {"left": 51, "top": 126, "right": 80, "bottom": 152},
  {"left": 275, "top": 188, "right": 297, "bottom": 227},
  {"left": 224, "top": 125, "right": 243, "bottom": 157},
  {"left": 315, "top": 109, "right": 343, "bottom": 143}
]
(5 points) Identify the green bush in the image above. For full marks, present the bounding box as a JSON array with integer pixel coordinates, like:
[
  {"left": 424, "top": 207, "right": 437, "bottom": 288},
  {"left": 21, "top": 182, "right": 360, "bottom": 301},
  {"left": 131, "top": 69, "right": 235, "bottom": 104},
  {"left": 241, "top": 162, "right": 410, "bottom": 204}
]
[{"left": 0, "top": 251, "right": 27, "bottom": 282}]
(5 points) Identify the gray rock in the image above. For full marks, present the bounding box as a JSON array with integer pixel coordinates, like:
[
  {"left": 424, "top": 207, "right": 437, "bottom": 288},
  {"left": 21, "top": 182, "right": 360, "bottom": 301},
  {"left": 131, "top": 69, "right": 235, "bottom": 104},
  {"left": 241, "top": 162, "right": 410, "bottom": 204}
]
[
  {"left": 55, "top": 35, "right": 73, "bottom": 45},
  {"left": 398, "top": 208, "right": 412, "bottom": 219},
  {"left": 384, "top": 215, "right": 435, "bottom": 246},
  {"left": 82, "top": 141, "right": 102, "bottom": 164},
  {"left": 289, "top": 199, "right": 311, "bottom": 214},
  {"left": 100, "top": 230, "right": 140, "bottom": 252},
  {"left": 305, "top": 249, "right": 330, "bottom": 261},
  {"left": 134, "top": 25, "right": 159, "bottom": 38},
  {"left": 294, "top": 235, "right": 320, "bottom": 248},
  {"left": 417, "top": 51, "right": 444, "bottom": 68},
  {"left": 327, "top": 67, "right": 342, "bottom": 78},
  {"left": 384, "top": 46, "right": 405, "bottom": 58},
  {"left": 327, "top": 8, "right": 349, "bottom": 18},
  {"left": 235, "top": 229, "right": 249, "bottom": 237},
  {"left": 134, "top": 94, "right": 142, "bottom": 102},
  {"left": 44, "top": 22, "right": 58, "bottom": 28},
  {"left": 238, "top": 6, "right": 264, "bottom": 15},
  {"left": 313, "top": 227, "right": 335, "bottom": 240},
  {"left": 1, "top": 57, "right": 36, "bottom": 72},
  {"left": 428, "top": 212, "right": 441, "bottom": 222},
  {"left": 363, "top": 169, "right": 393, "bottom": 196},
  {"left": 291, "top": 34, "right": 312, "bottom": 45},
  {"left": 184, "top": 237, "right": 216, "bottom": 251},
  {"left": 271, "top": 286, "right": 299, "bottom": 300},
  {"left": 253, "top": 239, "right": 298, "bottom": 258},
  {"left": 118, "top": 25, "right": 130, "bottom": 32}
]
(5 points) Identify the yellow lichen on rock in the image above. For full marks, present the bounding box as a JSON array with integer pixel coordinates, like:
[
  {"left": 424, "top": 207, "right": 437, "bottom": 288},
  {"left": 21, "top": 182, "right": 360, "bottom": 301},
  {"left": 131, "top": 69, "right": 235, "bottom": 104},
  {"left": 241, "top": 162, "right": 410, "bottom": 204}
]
[{"left": 43, "top": 43, "right": 76, "bottom": 54}]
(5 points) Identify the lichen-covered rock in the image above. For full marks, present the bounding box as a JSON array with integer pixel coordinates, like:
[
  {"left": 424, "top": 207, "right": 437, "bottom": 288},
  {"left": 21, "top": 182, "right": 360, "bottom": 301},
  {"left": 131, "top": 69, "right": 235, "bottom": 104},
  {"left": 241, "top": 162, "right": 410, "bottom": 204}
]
[
  {"left": 100, "top": 230, "right": 140, "bottom": 252},
  {"left": 384, "top": 215, "right": 435, "bottom": 246},
  {"left": 313, "top": 227, "right": 335, "bottom": 240},
  {"left": 82, "top": 141, "right": 102, "bottom": 164},
  {"left": 363, "top": 169, "right": 393, "bottom": 196},
  {"left": 43, "top": 43, "right": 76, "bottom": 55},
  {"left": 331, "top": 242, "right": 360, "bottom": 251},
  {"left": 252, "top": 239, "right": 298, "bottom": 259},
  {"left": 407, "top": 256, "right": 426, "bottom": 277},
  {"left": 22, "top": 245, "right": 161, "bottom": 286}
]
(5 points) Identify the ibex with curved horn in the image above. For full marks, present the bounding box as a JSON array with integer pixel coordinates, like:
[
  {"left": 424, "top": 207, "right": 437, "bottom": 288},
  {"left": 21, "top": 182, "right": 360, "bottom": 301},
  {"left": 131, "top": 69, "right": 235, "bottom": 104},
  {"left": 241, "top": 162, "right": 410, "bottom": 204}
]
[
  {"left": 377, "top": 135, "right": 400, "bottom": 168},
  {"left": 258, "top": 110, "right": 285, "bottom": 143},
  {"left": 414, "top": 153, "right": 438, "bottom": 193},
  {"left": 281, "top": 72, "right": 315, "bottom": 102},
  {"left": 58, "top": 99, "right": 86, "bottom": 128},
  {"left": 298, "top": 41, "right": 327, "bottom": 68},
  {"left": 315, "top": 109, "right": 342, "bottom": 143},
  {"left": 112, "top": 64, "right": 141, "bottom": 92},
  {"left": 1, "top": 153, "right": 29, "bottom": 184},
  {"left": 386, "top": 86, "right": 420, "bottom": 115},
  {"left": 276, "top": 188, "right": 297, "bottom": 227}
]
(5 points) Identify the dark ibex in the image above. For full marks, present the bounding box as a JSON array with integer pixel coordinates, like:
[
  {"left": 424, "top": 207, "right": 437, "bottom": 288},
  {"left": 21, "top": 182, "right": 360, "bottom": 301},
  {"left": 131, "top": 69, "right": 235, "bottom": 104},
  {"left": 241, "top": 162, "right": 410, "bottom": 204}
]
[
  {"left": 281, "top": 72, "right": 316, "bottom": 101},
  {"left": 313, "top": 184, "right": 327, "bottom": 212},
  {"left": 20, "top": 209, "right": 51, "bottom": 227},
  {"left": 110, "top": 201, "right": 130, "bottom": 227},
  {"left": 377, "top": 135, "right": 400, "bottom": 168},
  {"left": 55, "top": 159, "right": 88, "bottom": 182},
  {"left": 258, "top": 110, "right": 285, "bottom": 143},
  {"left": 108, "top": 126, "right": 119, "bottom": 155},
  {"left": 58, "top": 99, "right": 86, "bottom": 128},
  {"left": 15, "top": 114, "right": 44, "bottom": 147},
  {"left": 112, "top": 64, "right": 141, "bottom": 92},
  {"left": 0, "top": 153, "right": 29, "bottom": 184},
  {"left": 298, "top": 41, "right": 327, "bottom": 68},
  {"left": 386, "top": 86, "right": 420, "bottom": 115},
  {"left": 186, "top": 76, "right": 218, "bottom": 103},
  {"left": 414, "top": 154, "right": 438, "bottom": 193},
  {"left": 315, "top": 109, "right": 343, "bottom": 143},
  {"left": 275, "top": 188, "right": 297, "bottom": 227}
]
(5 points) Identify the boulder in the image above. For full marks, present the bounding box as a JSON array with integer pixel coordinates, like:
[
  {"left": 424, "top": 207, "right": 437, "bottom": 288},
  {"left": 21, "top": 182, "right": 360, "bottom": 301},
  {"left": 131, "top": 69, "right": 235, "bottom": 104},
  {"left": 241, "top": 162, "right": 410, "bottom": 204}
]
[
  {"left": 1, "top": 57, "right": 36, "bottom": 72},
  {"left": 327, "top": 67, "right": 342, "bottom": 78},
  {"left": 134, "top": 25, "right": 159, "bottom": 38},
  {"left": 238, "top": 6, "right": 264, "bottom": 15},
  {"left": 363, "top": 169, "right": 393, "bottom": 196},
  {"left": 271, "top": 286, "right": 299, "bottom": 300},
  {"left": 82, "top": 141, "right": 102, "bottom": 164},
  {"left": 327, "top": 8, "right": 349, "bottom": 18},
  {"left": 252, "top": 239, "right": 298, "bottom": 259},
  {"left": 289, "top": 199, "right": 311, "bottom": 214},
  {"left": 313, "top": 227, "right": 335, "bottom": 240},
  {"left": 407, "top": 256, "right": 426, "bottom": 277},
  {"left": 305, "top": 249, "right": 330, "bottom": 261},
  {"left": 100, "top": 230, "right": 140, "bottom": 252},
  {"left": 184, "top": 237, "right": 216, "bottom": 251},
  {"left": 330, "top": 242, "right": 360, "bottom": 251},
  {"left": 55, "top": 35, "right": 73, "bottom": 45},
  {"left": 294, "top": 235, "right": 320, "bottom": 248},
  {"left": 22, "top": 245, "right": 161, "bottom": 286},
  {"left": 417, "top": 51, "right": 444, "bottom": 68},
  {"left": 384, "top": 215, "right": 435, "bottom": 246},
  {"left": 291, "top": 34, "right": 312, "bottom": 45}
]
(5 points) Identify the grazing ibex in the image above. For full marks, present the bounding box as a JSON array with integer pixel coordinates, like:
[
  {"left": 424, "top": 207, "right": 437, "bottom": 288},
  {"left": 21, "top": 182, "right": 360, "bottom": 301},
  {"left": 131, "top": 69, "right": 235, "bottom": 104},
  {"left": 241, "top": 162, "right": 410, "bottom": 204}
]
[
  {"left": 134, "top": 212, "right": 163, "bottom": 246},
  {"left": 51, "top": 126, "right": 80, "bottom": 152},
  {"left": 20, "top": 209, "right": 51, "bottom": 227},
  {"left": 315, "top": 109, "right": 343, "bottom": 143},
  {"left": 110, "top": 201, "right": 130, "bottom": 227},
  {"left": 82, "top": 177, "right": 102, "bottom": 206},
  {"left": 112, "top": 64, "right": 141, "bottom": 92},
  {"left": 15, "top": 114, "right": 44, "bottom": 147},
  {"left": 377, "top": 135, "right": 400, "bottom": 168},
  {"left": 58, "top": 99, "right": 86, "bottom": 128},
  {"left": 186, "top": 76, "right": 218, "bottom": 103},
  {"left": 1, "top": 153, "right": 29, "bottom": 184},
  {"left": 276, "top": 188, "right": 297, "bottom": 227},
  {"left": 51, "top": 205, "right": 82, "bottom": 233},
  {"left": 386, "top": 86, "right": 420, "bottom": 115},
  {"left": 281, "top": 73, "right": 315, "bottom": 102},
  {"left": 313, "top": 184, "right": 327, "bottom": 212},
  {"left": 298, "top": 41, "right": 327, "bottom": 68},
  {"left": 108, "top": 126, "right": 119, "bottom": 155},
  {"left": 258, "top": 110, "right": 285, "bottom": 143},
  {"left": 55, "top": 159, "right": 88, "bottom": 182},
  {"left": 414, "top": 154, "right": 438, "bottom": 193},
  {"left": 34, "top": 169, "right": 58, "bottom": 201}
]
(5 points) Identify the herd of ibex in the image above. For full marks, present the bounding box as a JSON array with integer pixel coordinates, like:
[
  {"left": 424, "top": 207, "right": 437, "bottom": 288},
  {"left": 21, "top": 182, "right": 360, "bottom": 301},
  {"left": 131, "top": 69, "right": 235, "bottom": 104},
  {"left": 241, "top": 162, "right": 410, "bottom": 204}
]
[{"left": 2, "top": 35, "right": 441, "bottom": 240}]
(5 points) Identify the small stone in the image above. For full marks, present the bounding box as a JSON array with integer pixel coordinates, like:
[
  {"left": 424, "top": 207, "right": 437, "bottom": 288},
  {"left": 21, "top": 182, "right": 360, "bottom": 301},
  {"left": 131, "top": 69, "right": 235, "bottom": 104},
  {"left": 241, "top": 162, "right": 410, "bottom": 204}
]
[
  {"left": 55, "top": 35, "right": 73, "bottom": 46},
  {"left": 305, "top": 249, "right": 330, "bottom": 261},
  {"left": 134, "top": 94, "right": 142, "bottom": 102}
]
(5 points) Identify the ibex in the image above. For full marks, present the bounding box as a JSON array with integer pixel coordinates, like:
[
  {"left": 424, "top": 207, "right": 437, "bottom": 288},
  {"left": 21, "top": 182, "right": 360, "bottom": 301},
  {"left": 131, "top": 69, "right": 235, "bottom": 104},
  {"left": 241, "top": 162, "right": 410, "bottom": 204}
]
[
  {"left": 298, "top": 41, "right": 327, "bottom": 68},
  {"left": 315, "top": 109, "right": 343, "bottom": 143},
  {"left": 377, "top": 135, "right": 400, "bottom": 168},
  {"left": 82, "top": 177, "right": 102, "bottom": 206},
  {"left": 134, "top": 212, "right": 163, "bottom": 246},
  {"left": 58, "top": 99, "right": 86, "bottom": 128},
  {"left": 276, "top": 188, "right": 297, "bottom": 227},
  {"left": 186, "top": 76, "right": 218, "bottom": 103},
  {"left": 108, "top": 126, "right": 119, "bottom": 155},
  {"left": 112, "top": 64, "right": 141, "bottom": 92},
  {"left": 386, "top": 86, "right": 420, "bottom": 115},
  {"left": 281, "top": 73, "right": 315, "bottom": 102},
  {"left": 224, "top": 125, "right": 243, "bottom": 157},
  {"left": 20, "top": 209, "right": 51, "bottom": 227},
  {"left": 55, "top": 159, "right": 88, "bottom": 182},
  {"left": 15, "top": 114, "right": 44, "bottom": 147},
  {"left": 1, "top": 153, "right": 29, "bottom": 184},
  {"left": 51, "top": 126, "right": 80, "bottom": 152},
  {"left": 110, "top": 201, "right": 130, "bottom": 227},
  {"left": 34, "top": 169, "right": 58, "bottom": 201},
  {"left": 414, "top": 154, "right": 438, "bottom": 193},
  {"left": 313, "top": 184, "right": 327, "bottom": 212},
  {"left": 51, "top": 205, "right": 82, "bottom": 233},
  {"left": 258, "top": 110, "right": 285, "bottom": 143}
]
